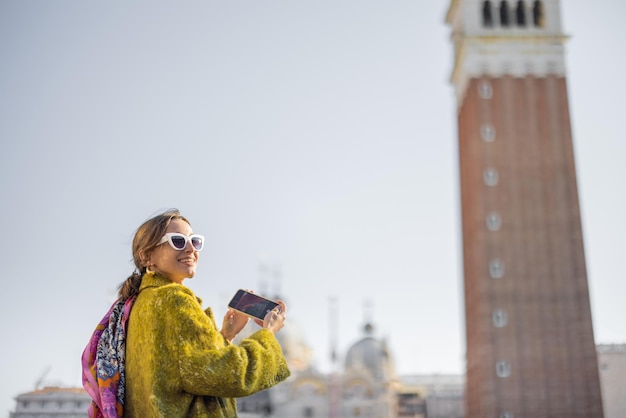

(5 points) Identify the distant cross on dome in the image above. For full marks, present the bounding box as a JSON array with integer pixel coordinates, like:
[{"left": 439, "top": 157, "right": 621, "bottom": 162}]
[{"left": 362, "top": 299, "right": 374, "bottom": 335}]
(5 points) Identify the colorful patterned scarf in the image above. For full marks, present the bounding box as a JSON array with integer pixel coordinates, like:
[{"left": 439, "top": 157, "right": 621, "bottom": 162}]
[{"left": 81, "top": 297, "right": 135, "bottom": 418}]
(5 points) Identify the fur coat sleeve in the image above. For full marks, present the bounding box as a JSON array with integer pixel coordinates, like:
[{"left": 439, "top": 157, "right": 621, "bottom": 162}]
[{"left": 125, "top": 273, "right": 290, "bottom": 418}]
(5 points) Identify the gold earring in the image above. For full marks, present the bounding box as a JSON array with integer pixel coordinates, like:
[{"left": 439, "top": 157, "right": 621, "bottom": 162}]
[{"left": 143, "top": 259, "right": 155, "bottom": 273}]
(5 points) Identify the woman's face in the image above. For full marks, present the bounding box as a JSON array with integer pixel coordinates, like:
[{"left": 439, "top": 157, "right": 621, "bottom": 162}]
[{"left": 147, "top": 218, "right": 199, "bottom": 284}]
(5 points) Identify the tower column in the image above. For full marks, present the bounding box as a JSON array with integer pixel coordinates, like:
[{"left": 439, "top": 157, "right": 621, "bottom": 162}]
[{"left": 446, "top": 1, "right": 604, "bottom": 417}]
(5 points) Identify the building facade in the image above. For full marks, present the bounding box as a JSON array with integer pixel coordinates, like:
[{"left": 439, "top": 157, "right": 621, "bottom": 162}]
[
  {"left": 597, "top": 344, "right": 626, "bottom": 418},
  {"left": 236, "top": 321, "right": 464, "bottom": 418},
  {"left": 10, "top": 387, "right": 90, "bottom": 418},
  {"left": 445, "top": 1, "right": 604, "bottom": 417},
  {"left": 11, "top": 342, "right": 620, "bottom": 418}
]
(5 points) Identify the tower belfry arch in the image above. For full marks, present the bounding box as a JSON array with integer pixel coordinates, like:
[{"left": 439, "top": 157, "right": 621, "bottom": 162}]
[{"left": 446, "top": 1, "right": 604, "bottom": 417}]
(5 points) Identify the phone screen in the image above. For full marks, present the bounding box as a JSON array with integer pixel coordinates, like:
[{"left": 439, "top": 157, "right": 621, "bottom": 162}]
[{"left": 228, "top": 289, "right": 279, "bottom": 320}]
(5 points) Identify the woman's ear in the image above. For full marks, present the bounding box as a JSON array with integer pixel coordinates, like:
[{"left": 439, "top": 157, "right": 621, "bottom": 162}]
[{"left": 139, "top": 249, "right": 150, "bottom": 267}]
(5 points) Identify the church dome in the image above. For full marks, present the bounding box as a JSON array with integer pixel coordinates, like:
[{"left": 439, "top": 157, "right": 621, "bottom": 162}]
[{"left": 344, "top": 323, "right": 395, "bottom": 380}]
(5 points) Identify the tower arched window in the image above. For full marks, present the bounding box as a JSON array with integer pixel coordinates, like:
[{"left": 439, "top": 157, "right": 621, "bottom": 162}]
[
  {"left": 496, "top": 360, "right": 511, "bottom": 378},
  {"left": 479, "top": 80, "right": 493, "bottom": 99},
  {"left": 483, "top": 1, "right": 494, "bottom": 27},
  {"left": 516, "top": 1, "right": 526, "bottom": 26},
  {"left": 486, "top": 212, "right": 502, "bottom": 231},
  {"left": 499, "top": 1, "right": 511, "bottom": 27},
  {"left": 489, "top": 259, "right": 505, "bottom": 279},
  {"left": 493, "top": 309, "right": 508, "bottom": 328},
  {"left": 481, "top": 124, "right": 496, "bottom": 142},
  {"left": 533, "top": 0, "right": 544, "bottom": 27},
  {"left": 483, "top": 168, "right": 499, "bottom": 186}
]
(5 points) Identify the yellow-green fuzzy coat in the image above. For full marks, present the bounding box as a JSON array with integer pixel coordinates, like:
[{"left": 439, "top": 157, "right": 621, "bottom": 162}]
[{"left": 125, "top": 273, "right": 290, "bottom": 417}]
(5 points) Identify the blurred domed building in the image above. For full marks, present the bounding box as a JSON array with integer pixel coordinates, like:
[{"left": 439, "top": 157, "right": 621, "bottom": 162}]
[
  {"left": 335, "top": 322, "right": 400, "bottom": 417},
  {"left": 344, "top": 322, "right": 395, "bottom": 381},
  {"left": 237, "top": 316, "right": 460, "bottom": 418}
]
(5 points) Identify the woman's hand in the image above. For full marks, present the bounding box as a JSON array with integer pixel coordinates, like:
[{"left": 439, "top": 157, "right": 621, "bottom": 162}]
[
  {"left": 221, "top": 308, "right": 249, "bottom": 342},
  {"left": 260, "top": 300, "right": 287, "bottom": 335}
]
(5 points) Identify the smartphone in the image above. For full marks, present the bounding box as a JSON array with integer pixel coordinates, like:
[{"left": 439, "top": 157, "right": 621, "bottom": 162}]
[{"left": 228, "top": 289, "right": 279, "bottom": 321}]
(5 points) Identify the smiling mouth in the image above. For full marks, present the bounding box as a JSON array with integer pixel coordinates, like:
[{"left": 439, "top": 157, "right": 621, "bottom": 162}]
[{"left": 179, "top": 258, "right": 195, "bottom": 264}]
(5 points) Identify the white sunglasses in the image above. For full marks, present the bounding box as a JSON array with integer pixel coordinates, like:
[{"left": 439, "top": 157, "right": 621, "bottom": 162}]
[{"left": 158, "top": 233, "right": 205, "bottom": 251}]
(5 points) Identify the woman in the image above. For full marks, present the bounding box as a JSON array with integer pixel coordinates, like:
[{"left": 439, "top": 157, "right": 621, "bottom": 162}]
[{"left": 86, "top": 209, "right": 290, "bottom": 418}]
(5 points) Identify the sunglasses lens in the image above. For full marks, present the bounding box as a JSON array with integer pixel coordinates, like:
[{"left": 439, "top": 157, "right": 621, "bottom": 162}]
[
  {"left": 191, "top": 236, "right": 203, "bottom": 251},
  {"left": 170, "top": 235, "right": 187, "bottom": 250}
]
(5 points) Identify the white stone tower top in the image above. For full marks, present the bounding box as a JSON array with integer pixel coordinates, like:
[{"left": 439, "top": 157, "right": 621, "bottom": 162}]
[{"left": 445, "top": 0, "right": 569, "bottom": 104}]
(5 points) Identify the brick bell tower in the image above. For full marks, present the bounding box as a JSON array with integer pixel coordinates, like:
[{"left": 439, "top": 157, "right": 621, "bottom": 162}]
[{"left": 445, "top": 1, "right": 604, "bottom": 417}]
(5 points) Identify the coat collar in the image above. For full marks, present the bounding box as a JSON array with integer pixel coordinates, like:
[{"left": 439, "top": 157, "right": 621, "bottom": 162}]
[
  {"left": 139, "top": 271, "right": 174, "bottom": 291},
  {"left": 139, "top": 272, "right": 203, "bottom": 304}
]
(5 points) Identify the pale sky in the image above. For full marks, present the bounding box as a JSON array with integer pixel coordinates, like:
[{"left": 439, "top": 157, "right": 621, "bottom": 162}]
[{"left": 1, "top": 1, "right": 624, "bottom": 415}]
